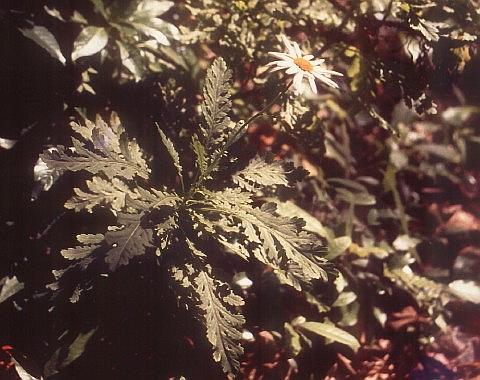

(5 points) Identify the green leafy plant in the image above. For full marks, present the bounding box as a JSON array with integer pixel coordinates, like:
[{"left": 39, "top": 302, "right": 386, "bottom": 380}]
[
  {"left": 4, "top": 0, "right": 480, "bottom": 378},
  {"left": 40, "top": 58, "right": 335, "bottom": 375}
]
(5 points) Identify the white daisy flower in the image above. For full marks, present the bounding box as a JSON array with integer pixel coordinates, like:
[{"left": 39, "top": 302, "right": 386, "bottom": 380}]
[{"left": 267, "top": 35, "right": 343, "bottom": 95}]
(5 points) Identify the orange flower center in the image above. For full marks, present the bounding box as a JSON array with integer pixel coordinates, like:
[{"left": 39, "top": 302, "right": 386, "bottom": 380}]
[{"left": 294, "top": 57, "right": 313, "bottom": 72}]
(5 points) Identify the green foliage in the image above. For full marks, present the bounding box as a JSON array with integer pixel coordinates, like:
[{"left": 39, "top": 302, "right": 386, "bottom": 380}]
[
  {"left": 41, "top": 58, "right": 333, "bottom": 375},
  {"left": 71, "top": 26, "right": 109, "bottom": 62},
  {"left": 193, "top": 264, "right": 245, "bottom": 373},
  {"left": 26, "top": 0, "right": 181, "bottom": 83},
  {"left": 44, "top": 328, "right": 98, "bottom": 377},
  {"left": 40, "top": 114, "right": 150, "bottom": 180},
  {"left": 232, "top": 155, "right": 288, "bottom": 191},
  {"left": 19, "top": 24, "right": 66, "bottom": 65},
  {"left": 297, "top": 320, "right": 360, "bottom": 351},
  {"left": 200, "top": 58, "right": 232, "bottom": 148},
  {"left": 5, "top": 0, "right": 480, "bottom": 378}
]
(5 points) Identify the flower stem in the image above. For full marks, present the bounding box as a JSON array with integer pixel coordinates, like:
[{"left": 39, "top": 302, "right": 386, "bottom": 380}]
[{"left": 241, "top": 80, "right": 293, "bottom": 128}]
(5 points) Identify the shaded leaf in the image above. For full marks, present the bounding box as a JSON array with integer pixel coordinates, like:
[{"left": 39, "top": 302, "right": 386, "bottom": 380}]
[
  {"left": 44, "top": 328, "right": 97, "bottom": 377},
  {"left": 104, "top": 213, "right": 154, "bottom": 270},
  {"left": 193, "top": 264, "right": 244, "bottom": 374},
  {"left": 191, "top": 134, "right": 207, "bottom": 176}
]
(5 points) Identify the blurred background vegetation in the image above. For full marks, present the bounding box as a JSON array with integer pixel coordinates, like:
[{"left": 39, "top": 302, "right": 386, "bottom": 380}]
[{"left": 1, "top": 0, "right": 480, "bottom": 379}]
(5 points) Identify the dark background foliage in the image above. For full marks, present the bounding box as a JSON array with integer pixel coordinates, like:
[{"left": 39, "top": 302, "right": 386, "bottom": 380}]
[{"left": 1, "top": 0, "right": 480, "bottom": 379}]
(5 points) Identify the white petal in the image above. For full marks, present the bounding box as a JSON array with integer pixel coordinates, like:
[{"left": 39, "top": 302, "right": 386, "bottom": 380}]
[
  {"left": 286, "top": 66, "right": 300, "bottom": 74},
  {"left": 303, "top": 54, "right": 314, "bottom": 60},
  {"left": 268, "top": 52, "right": 294, "bottom": 61},
  {"left": 313, "top": 67, "right": 344, "bottom": 76},
  {"left": 281, "top": 35, "right": 297, "bottom": 56},
  {"left": 308, "top": 75, "right": 317, "bottom": 94},
  {"left": 313, "top": 72, "right": 340, "bottom": 88},
  {"left": 321, "top": 78, "right": 339, "bottom": 89},
  {"left": 296, "top": 80, "right": 305, "bottom": 95},
  {"left": 267, "top": 60, "right": 292, "bottom": 68},
  {"left": 270, "top": 65, "right": 287, "bottom": 72},
  {"left": 310, "top": 59, "right": 326, "bottom": 66},
  {"left": 293, "top": 72, "right": 304, "bottom": 92},
  {"left": 275, "top": 60, "right": 295, "bottom": 68},
  {"left": 293, "top": 42, "right": 303, "bottom": 57},
  {"left": 312, "top": 70, "right": 329, "bottom": 79}
]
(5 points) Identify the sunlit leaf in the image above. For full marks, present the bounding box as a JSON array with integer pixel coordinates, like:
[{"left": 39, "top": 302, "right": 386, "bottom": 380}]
[
  {"left": 20, "top": 25, "right": 66, "bottom": 65},
  {"left": 284, "top": 323, "right": 302, "bottom": 356},
  {"left": 233, "top": 155, "right": 288, "bottom": 191},
  {"left": 332, "top": 291, "right": 357, "bottom": 307},
  {"left": 448, "top": 280, "right": 480, "bottom": 304},
  {"left": 157, "top": 124, "right": 183, "bottom": 181},
  {"left": 297, "top": 321, "right": 360, "bottom": 351},
  {"left": 274, "top": 200, "right": 332, "bottom": 240},
  {"left": 0, "top": 137, "right": 17, "bottom": 150},
  {"left": 44, "top": 328, "right": 97, "bottom": 377},
  {"left": 193, "top": 263, "right": 244, "bottom": 374},
  {"left": 327, "top": 236, "right": 351, "bottom": 259},
  {"left": 0, "top": 276, "right": 24, "bottom": 304},
  {"left": 392, "top": 234, "right": 420, "bottom": 251},
  {"left": 71, "top": 26, "right": 108, "bottom": 61},
  {"left": 11, "top": 357, "right": 40, "bottom": 380}
]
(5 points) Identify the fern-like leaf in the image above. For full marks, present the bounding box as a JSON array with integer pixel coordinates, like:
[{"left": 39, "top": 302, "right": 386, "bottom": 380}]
[
  {"left": 156, "top": 124, "right": 183, "bottom": 181},
  {"left": 233, "top": 155, "right": 288, "bottom": 191},
  {"left": 41, "top": 115, "right": 150, "bottom": 180},
  {"left": 191, "top": 134, "right": 207, "bottom": 176},
  {"left": 193, "top": 264, "right": 244, "bottom": 374},
  {"left": 384, "top": 266, "right": 446, "bottom": 308},
  {"left": 61, "top": 233, "right": 104, "bottom": 260},
  {"left": 65, "top": 176, "right": 136, "bottom": 213},
  {"left": 127, "top": 185, "right": 180, "bottom": 211},
  {"left": 194, "top": 190, "right": 328, "bottom": 290},
  {"left": 104, "top": 212, "right": 154, "bottom": 270},
  {"left": 200, "top": 57, "right": 232, "bottom": 150}
]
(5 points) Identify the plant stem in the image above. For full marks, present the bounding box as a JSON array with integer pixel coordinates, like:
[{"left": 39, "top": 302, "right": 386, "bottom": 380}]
[
  {"left": 391, "top": 184, "right": 408, "bottom": 235},
  {"left": 240, "top": 80, "right": 293, "bottom": 129},
  {"left": 345, "top": 202, "right": 355, "bottom": 237}
]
